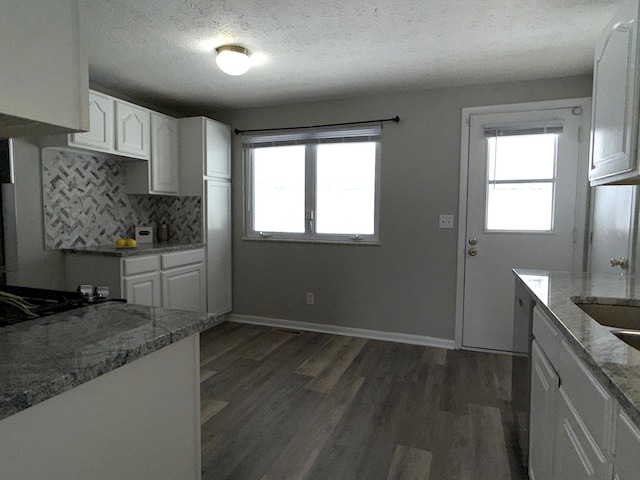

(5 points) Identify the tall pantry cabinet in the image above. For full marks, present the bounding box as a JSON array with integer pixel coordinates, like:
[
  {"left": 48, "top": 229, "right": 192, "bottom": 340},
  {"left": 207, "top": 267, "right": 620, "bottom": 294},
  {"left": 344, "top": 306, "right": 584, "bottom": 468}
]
[{"left": 180, "top": 117, "right": 232, "bottom": 316}]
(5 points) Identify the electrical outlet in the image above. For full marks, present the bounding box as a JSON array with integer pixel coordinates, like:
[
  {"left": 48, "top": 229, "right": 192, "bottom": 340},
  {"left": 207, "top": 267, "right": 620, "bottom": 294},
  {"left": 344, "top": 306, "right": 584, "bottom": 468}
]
[
  {"left": 306, "top": 292, "right": 315, "bottom": 305},
  {"left": 439, "top": 214, "right": 454, "bottom": 229}
]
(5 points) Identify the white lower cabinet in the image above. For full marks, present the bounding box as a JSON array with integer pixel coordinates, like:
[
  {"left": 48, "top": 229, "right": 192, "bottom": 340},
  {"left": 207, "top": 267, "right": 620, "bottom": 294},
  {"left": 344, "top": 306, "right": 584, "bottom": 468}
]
[
  {"left": 528, "top": 305, "right": 630, "bottom": 480},
  {"left": 612, "top": 409, "right": 640, "bottom": 480},
  {"left": 124, "top": 272, "right": 161, "bottom": 307},
  {"left": 65, "top": 248, "right": 205, "bottom": 312},
  {"left": 553, "top": 387, "right": 610, "bottom": 480},
  {"left": 161, "top": 263, "right": 206, "bottom": 312},
  {"left": 529, "top": 340, "right": 558, "bottom": 480}
]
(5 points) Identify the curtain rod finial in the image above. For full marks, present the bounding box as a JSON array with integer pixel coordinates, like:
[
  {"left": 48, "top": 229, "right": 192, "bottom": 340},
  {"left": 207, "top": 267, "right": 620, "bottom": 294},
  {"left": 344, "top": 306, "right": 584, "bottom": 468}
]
[{"left": 393, "top": 116, "right": 400, "bottom": 123}]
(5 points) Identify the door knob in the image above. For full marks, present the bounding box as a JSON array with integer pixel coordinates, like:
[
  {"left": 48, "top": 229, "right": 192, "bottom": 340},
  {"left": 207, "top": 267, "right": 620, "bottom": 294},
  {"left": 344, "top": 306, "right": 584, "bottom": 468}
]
[
  {"left": 610, "top": 257, "right": 626, "bottom": 268},
  {"left": 468, "top": 247, "right": 477, "bottom": 256},
  {"left": 469, "top": 238, "right": 478, "bottom": 245}
]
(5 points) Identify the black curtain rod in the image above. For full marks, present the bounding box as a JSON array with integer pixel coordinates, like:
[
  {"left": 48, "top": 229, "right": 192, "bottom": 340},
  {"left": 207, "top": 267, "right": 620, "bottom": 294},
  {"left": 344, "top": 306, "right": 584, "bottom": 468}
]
[{"left": 234, "top": 115, "right": 400, "bottom": 135}]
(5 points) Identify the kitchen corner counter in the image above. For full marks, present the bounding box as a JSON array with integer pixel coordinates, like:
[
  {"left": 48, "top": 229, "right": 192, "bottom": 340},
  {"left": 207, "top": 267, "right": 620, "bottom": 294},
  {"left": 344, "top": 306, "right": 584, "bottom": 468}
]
[
  {"left": 0, "top": 301, "right": 221, "bottom": 421},
  {"left": 514, "top": 268, "right": 640, "bottom": 428},
  {"left": 61, "top": 241, "right": 205, "bottom": 257}
]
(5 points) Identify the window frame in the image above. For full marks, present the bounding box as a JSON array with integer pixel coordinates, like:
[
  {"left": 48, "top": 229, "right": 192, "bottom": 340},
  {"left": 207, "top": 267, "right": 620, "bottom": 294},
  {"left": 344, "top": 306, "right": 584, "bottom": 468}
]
[
  {"left": 482, "top": 128, "right": 561, "bottom": 234},
  {"left": 243, "top": 139, "right": 382, "bottom": 245}
]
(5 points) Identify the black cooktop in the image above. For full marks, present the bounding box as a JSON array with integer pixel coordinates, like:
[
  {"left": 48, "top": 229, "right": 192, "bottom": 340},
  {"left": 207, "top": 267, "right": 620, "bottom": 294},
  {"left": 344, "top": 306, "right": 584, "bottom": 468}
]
[{"left": 0, "top": 285, "right": 117, "bottom": 327}]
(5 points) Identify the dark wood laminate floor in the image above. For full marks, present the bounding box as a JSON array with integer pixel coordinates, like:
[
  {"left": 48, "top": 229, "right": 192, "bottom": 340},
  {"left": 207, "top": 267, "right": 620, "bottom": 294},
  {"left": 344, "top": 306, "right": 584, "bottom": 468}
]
[{"left": 200, "top": 322, "right": 528, "bottom": 480}]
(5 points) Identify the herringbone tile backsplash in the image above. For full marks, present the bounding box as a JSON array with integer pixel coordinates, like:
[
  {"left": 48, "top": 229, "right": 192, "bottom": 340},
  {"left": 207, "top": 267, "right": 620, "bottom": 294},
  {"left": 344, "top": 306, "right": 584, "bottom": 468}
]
[{"left": 42, "top": 149, "right": 202, "bottom": 250}]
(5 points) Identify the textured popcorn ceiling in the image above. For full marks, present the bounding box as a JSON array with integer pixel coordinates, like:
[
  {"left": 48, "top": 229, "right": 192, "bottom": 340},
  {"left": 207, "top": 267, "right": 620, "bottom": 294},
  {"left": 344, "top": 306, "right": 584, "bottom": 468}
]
[{"left": 81, "top": 0, "right": 623, "bottom": 113}]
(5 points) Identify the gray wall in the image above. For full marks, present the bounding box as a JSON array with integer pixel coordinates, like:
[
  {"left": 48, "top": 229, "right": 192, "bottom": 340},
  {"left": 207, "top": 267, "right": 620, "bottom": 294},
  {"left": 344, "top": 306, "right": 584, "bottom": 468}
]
[{"left": 214, "top": 76, "right": 593, "bottom": 340}]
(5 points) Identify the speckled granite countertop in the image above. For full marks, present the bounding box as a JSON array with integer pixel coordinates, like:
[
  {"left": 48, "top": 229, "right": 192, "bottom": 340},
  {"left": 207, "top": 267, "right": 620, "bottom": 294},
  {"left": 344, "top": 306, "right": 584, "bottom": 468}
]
[
  {"left": 515, "top": 269, "right": 640, "bottom": 428},
  {"left": 0, "top": 302, "right": 221, "bottom": 421},
  {"left": 61, "top": 242, "right": 205, "bottom": 257}
]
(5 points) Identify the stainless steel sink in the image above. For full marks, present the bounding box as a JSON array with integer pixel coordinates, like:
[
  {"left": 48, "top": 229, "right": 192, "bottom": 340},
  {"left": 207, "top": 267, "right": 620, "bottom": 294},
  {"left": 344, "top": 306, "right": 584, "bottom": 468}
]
[
  {"left": 612, "top": 330, "right": 640, "bottom": 351},
  {"left": 573, "top": 302, "right": 640, "bottom": 330}
]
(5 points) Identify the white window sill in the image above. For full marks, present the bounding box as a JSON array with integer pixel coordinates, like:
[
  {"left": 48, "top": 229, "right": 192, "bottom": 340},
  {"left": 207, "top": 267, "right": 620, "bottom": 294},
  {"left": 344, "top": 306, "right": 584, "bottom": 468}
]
[{"left": 242, "top": 235, "right": 381, "bottom": 246}]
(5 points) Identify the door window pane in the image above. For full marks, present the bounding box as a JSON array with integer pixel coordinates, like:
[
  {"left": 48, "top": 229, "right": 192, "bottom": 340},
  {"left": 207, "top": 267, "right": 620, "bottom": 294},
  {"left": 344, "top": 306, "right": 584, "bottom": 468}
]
[
  {"left": 486, "top": 183, "right": 554, "bottom": 231},
  {"left": 253, "top": 146, "right": 305, "bottom": 233},
  {"left": 488, "top": 134, "right": 557, "bottom": 181},
  {"left": 486, "top": 134, "right": 557, "bottom": 232},
  {"left": 316, "top": 143, "right": 376, "bottom": 234}
]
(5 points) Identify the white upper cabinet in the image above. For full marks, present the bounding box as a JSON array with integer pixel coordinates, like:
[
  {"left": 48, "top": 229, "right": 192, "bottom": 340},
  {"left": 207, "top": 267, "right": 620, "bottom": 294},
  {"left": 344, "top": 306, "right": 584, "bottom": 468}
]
[
  {"left": 42, "top": 90, "right": 151, "bottom": 161},
  {"left": 150, "top": 113, "right": 179, "bottom": 194},
  {"left": 126, "top": 111, "right": 179, "bottom": 195},
  {"left": 590, "top": 0, "right": 640, "bottom": 185},
  {"left": 205, "top": 119, "right": 232, "bottom": 179},
  {"left": 69, "top": 91, "right": 114, "bottom": 152},
  {"left": 0, "top": 0, "right": 89, "bottom": 137},
  {"left": 115, "top": 101, "right": 151, "bottom": 160},
  {"left": 179, "top": 117, "right": 232, "bottom": 196}
]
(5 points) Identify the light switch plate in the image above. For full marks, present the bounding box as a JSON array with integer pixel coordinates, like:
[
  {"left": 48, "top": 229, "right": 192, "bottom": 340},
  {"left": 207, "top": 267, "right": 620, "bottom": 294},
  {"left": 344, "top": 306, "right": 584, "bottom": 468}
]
[{"left": 439, "top": 214, "right": 454, "bottom": 229}]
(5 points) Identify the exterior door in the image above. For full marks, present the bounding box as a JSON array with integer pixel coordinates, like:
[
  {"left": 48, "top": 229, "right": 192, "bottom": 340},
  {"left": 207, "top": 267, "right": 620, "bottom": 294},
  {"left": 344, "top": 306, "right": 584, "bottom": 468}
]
[{"left": 461, "top": 105, "right": 586, "bottom": 352}]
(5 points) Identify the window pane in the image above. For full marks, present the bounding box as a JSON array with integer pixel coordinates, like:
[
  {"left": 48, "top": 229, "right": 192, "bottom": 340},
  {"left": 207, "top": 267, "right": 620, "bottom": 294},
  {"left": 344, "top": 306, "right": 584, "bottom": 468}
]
[
  {"left": 486, "top": 182, "right": 554, "bottom": 231},
  {"left": 316, "top": 142, "right": 376, "bottom": 235},
  {"left": 487, "top": 134, "right": 557, "bottom": 181},
  {"left": 253, "top": 146, "right": 305, "bottom": 233}
]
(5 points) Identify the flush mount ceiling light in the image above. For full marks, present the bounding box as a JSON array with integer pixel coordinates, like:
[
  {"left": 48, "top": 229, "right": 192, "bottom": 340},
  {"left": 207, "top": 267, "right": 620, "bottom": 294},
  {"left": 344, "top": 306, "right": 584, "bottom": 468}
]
[{"left": 215, "top": 45, "right": 251, "bottom": 76}]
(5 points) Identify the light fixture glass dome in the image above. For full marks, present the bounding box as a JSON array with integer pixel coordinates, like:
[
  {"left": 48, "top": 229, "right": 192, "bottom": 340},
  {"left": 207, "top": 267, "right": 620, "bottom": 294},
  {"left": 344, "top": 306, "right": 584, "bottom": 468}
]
[{"left": 215, "top": 45, "right": 251, "bottom": 76}]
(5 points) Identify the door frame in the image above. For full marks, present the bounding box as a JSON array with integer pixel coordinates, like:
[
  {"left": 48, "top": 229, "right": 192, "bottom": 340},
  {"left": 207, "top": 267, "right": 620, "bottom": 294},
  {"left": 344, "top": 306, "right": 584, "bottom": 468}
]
[{"left": 454, "top": 98, "right": 592, "bottom": 350}]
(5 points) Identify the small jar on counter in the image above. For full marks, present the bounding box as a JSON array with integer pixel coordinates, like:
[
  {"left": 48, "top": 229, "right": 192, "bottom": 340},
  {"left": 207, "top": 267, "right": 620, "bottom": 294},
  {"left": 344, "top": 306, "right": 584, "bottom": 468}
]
[{"left": 158, "top": 222, "right": 170, "bottom": 242}]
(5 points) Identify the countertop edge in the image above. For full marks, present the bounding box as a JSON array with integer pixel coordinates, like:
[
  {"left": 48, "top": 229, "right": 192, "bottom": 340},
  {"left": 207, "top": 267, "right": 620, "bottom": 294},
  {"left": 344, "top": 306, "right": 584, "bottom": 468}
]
[
  {"left": 0, "top": 310, "right": 222, "bottom": 422},
  {"left": 61, "top": 242, "right": 205, "bottom": 257},
  {"left": 514, "top": 269, "right": 640, "bottom": 429}
]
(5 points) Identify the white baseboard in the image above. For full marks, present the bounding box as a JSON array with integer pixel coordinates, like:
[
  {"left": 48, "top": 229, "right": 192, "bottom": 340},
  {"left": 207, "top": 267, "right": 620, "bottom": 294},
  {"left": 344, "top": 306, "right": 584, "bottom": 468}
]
[{"left": 227, "top": 314, "right": 455, "bottom": 349}]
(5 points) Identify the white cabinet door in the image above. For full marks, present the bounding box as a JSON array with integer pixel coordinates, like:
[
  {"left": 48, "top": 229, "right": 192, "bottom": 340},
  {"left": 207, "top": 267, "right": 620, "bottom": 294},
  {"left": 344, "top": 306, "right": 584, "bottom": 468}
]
[
  {"left": 529, "top": 340, "right": 559, "bottom": 480},
  {"left": 115, "top": 101, "right": 150, "bottom": 160},
  {"left": 589, "top": 0, "right": 640, "bottom": 185},
  {"left": 0, "top": 0, "right": 89, "bottom": 137},
  {"left": 206, "top": 179, "right": 232, "bottom": 315},
  {"left": 612, "top": 410, "right": 640, "bottom": 480},
  {"left": 69, "top": 91, "right": 114, "bottom": 153},
  {"left": 553, "top": 388, "right": 611, "bottom": 480},
  {"left": 150, "top": 112, "right": 179, "bottom": 194},
  {"left": 162, "top": 264, "right": 206, "bottom": 312},
  {"left": 205, "top": 118, "right": 231, "bottom": 179},
  {"left": 124, "top": 272, "right": 161, "bottom": 307}
]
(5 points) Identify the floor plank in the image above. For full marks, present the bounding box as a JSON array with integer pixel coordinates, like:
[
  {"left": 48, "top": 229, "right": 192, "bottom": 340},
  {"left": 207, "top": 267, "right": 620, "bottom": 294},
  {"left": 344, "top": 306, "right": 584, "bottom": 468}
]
[
  {"left": 200, "top": 322, "right": 528, "bottom": 480},
  {"left": 386, "top": 445, "right": 432, "bottom": 480}
]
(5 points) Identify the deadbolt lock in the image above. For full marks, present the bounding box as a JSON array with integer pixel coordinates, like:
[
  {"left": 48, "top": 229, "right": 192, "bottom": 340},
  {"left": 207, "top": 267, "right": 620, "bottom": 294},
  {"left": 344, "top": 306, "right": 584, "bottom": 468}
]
[
  {"left": 468, "top": 247, "right": 477, "bottom": 256},
  {"left": 469, "top": 238, "right": 478, "bottom": 246}
]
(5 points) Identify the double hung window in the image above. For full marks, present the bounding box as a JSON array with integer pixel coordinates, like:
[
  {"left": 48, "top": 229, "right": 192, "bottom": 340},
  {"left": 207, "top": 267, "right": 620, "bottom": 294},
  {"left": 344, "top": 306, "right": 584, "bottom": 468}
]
[{"left": 243, "top": 126, "right": 381, "bottom": 243}]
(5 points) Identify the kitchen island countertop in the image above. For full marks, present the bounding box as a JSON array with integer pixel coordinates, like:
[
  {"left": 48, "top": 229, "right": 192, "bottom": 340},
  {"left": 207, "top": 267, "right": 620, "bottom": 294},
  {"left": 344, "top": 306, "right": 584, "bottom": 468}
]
[
  {"left": 61, "top": 241, "right": 205, "bottom": 257},
  {"left": 515, "top": 268, "right": 640, "bottom": 429},
  {"left": 0, "top": 301, "right": 221, "bottom": 421}
]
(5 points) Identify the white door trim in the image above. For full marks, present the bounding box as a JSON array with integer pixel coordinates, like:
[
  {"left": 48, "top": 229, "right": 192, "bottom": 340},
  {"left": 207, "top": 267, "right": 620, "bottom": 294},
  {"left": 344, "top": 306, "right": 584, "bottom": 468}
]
[{"left": 454, "top": 97, "right": 592, "bottom": 350}]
